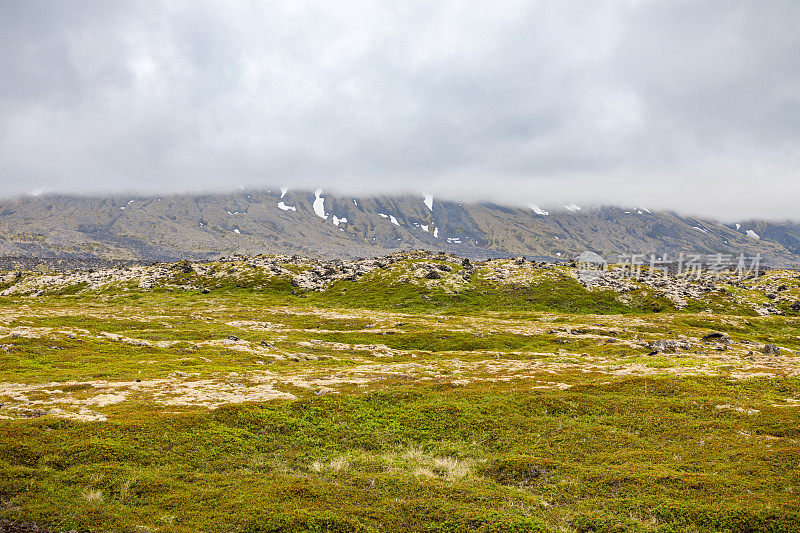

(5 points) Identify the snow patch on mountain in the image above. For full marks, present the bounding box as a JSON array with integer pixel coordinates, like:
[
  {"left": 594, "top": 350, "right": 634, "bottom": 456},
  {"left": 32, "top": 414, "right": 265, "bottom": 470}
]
[
  {"left": 277, "top": 202, "right": 296, "bottom": 212},
  {"left": 529, "top": 204, "right": 549, "bottom": 216},
  {"left": 563, "top": 204, "right": 581, "bottom": 212},
  {"left": 420, "top": 224, "right": 429, "bottom": 232},
  {"left": 423, "top": 194, "right": 434, "bottom": 211},
  {"left": 313, "top": 189, "right": 328, "bottom": 219},
  {"left": 433, "top": 227, "right": 439, "bottom": 238},
  {"left": 332, "top": 215, "right": 347, "bottom": 226},
  {"left": 280, "top": 187, "right": 288, "bottom": 198},
  {"left": 378, "top": 213, "right": 400, "bottom": 226},
  {"left": 692, "top": 226, "right": 708, "bottom": 234},
  {"left": 746, "top": 230, "right": 760, "bottom": 239}
]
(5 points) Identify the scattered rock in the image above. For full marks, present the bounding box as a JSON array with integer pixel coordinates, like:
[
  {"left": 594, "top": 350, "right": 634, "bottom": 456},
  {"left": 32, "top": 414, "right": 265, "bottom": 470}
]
[
  {"left": 0, "top": 519, "right": 58, "bottom": 533},
  {"left": 227, "top": 335, "right": 240, "bottom": 341},
  {"left": 15, "top": 407, "right": 47, "bottom": 418},
  {"left": 316, "top": 387, "right": 338, "bottom": 396},
  {"left": 425, "top": 270, "right": 442, "bottom": 280},
  {"left": 173, "top": 261, "right": 193, "bottom": 274},
  {"left": 646, "top": 339, "right": 689, "bottom": 354},
  {"left": 763, "top": 344, "right": 781, "bottom": 356},
  {"left": 701, "top": 332, "right": 731, "bottom": 344}
]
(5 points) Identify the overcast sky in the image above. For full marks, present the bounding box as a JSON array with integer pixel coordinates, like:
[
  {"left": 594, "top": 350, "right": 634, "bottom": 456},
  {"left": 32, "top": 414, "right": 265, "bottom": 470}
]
[{"left": 1, "top": 1, "right": 798, "bottom": 220}]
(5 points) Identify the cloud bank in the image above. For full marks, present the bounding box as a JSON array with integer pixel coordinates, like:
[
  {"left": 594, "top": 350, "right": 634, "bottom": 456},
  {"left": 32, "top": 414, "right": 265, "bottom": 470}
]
[{"left": 1, "top": 1, "right": 798, "bottom": 220}]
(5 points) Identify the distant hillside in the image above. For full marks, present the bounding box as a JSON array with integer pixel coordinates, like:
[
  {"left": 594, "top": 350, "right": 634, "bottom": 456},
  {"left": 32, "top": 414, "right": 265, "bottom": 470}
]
[{"left": 0, "top": 189, "right": 798, "bottom": 267}]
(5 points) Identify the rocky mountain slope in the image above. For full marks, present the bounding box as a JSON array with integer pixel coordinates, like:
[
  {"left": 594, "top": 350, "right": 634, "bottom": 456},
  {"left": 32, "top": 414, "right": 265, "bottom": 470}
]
[{"left": 0, "top": 189, "right": 798, "bottom": 267}]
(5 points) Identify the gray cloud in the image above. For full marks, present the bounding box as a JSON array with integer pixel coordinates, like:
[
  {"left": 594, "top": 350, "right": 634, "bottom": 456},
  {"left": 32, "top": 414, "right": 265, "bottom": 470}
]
[{"left": 1, "top": 0, "right": 798, "bottom": 220}]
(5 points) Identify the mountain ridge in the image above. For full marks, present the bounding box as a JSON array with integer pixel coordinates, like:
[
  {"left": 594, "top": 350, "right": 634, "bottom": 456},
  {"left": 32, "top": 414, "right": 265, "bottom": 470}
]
[{"left": 1, "top": 189, "right": 798, "bottom": 268}]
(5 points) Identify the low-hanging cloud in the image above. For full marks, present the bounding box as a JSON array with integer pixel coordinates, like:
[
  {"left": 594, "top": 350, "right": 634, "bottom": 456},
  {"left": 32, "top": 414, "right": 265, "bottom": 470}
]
[{"left": 1, "top": 0, "right": 798, "bottom": 220}]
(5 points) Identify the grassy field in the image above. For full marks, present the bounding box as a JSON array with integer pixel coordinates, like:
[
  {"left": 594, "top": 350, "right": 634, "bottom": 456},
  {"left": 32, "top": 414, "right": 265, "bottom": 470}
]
[{"left": 0, "top": 256, "right": 799, "bottom": 532}]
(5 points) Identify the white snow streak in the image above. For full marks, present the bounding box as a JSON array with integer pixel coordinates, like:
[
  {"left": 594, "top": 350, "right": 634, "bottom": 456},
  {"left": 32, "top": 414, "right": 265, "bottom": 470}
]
[
  {"left": 423, "top": 194, "right": 434, "bottom": 211},
  {"left": 313, "top": 189, "right": 328, "bottom": 219}
]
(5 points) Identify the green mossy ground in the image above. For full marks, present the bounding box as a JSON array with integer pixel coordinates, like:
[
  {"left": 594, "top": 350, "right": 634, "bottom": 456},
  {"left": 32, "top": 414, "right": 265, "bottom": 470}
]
[
  {"left": 0, "top": 258, "right": 799, "bottom": 532},
  {"left": 2, "top": 379, "right": 799, "bottom": 532}
]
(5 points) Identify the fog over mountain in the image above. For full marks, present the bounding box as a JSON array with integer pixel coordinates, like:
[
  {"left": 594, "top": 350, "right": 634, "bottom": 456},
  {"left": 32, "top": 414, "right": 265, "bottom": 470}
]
[{"left": 1, "top": 1, "right": 799, "bottom": 220}]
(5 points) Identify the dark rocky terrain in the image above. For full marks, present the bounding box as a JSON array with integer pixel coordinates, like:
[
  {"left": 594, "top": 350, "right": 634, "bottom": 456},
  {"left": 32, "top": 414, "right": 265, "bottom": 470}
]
[
  {"left": 0, "top": 189, "right": 798, "bottom": 267},
  {"left": 2, "top": 250, "right": 798, "bottom": 317}
]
